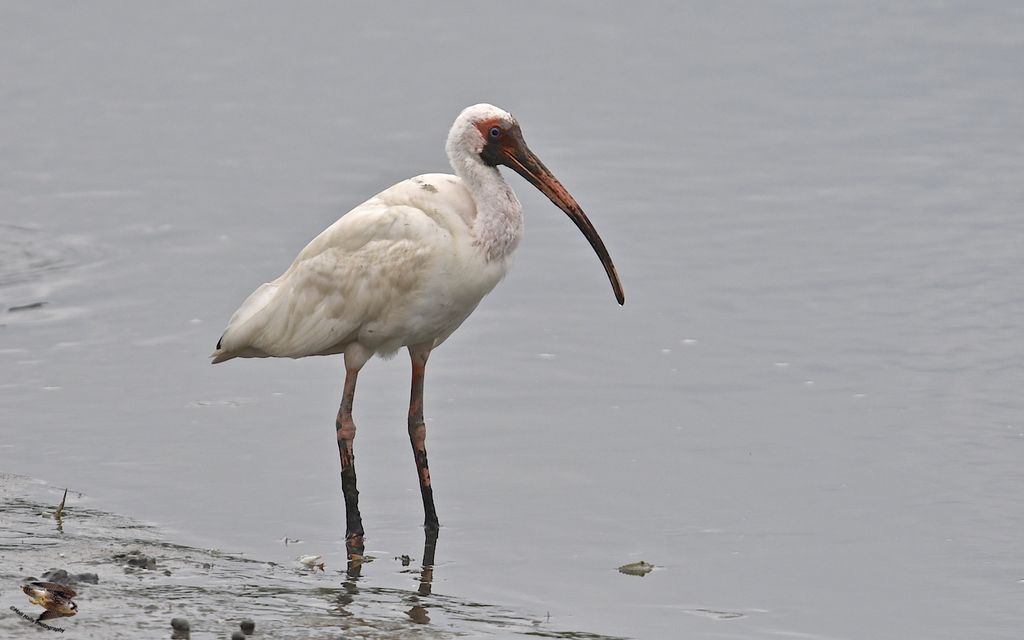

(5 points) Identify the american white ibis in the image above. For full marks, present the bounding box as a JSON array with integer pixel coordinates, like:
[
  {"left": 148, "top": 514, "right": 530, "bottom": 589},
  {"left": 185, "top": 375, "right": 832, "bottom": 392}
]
[{"left": 211, "top": 104, "right": 623, "bottom": 557}]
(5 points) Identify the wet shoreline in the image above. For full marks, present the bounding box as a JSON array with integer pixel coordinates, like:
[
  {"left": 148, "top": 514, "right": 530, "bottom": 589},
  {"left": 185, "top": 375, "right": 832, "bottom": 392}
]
[
  {"left": 3, "top": 3, "right": 1023, "bottom": 637},
  {"left": 0, "top": 474, "right": 622, "bottom": 639}
]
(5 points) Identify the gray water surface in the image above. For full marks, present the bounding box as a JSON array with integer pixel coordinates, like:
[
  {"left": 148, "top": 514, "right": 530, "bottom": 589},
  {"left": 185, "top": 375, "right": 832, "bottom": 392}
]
[{"left": 2, "top": 2, "right": 1023, "bottom": 638}]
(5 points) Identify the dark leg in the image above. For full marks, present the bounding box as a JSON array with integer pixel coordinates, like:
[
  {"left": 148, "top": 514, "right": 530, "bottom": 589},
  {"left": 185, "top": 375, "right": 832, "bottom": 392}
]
[
  {"left": 418, "top": 526, "right": 438, "bottom": 596},
  {"left": 406, "top": 508, "right": 440, "bottom": 623},
  {"left": 408, "top": 344, "right": 439, "bottom": 532},
  {"left": 336, "top": 364, "right": 364, "bottom": 558}
]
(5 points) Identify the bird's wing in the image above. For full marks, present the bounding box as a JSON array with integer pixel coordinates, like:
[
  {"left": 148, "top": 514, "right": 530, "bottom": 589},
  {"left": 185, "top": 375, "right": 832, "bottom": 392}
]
[
  {"left": 33, "top": 582, "right": 76, "bottom": 599},
  {"left": 37, "top": 606, "right": 76, "bottom": 620},
  {"left": 214, "top": 175, "right": 476, "bottom": 360}
]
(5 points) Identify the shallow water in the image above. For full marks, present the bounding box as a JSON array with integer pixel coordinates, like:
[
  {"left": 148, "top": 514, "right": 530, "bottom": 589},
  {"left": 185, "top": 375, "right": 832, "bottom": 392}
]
[
  {"left": 1, "top": 474, "right": 613, "bottom": 639},
  {"left": 2, "top": 2, "right": 1023, "bottom": 638}
]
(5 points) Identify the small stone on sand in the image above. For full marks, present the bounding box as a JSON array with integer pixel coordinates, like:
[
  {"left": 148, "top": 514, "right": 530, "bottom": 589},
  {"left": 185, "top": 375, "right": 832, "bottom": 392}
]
[{"left": 617, "top": 560, "right": 655, "bottom": 576}]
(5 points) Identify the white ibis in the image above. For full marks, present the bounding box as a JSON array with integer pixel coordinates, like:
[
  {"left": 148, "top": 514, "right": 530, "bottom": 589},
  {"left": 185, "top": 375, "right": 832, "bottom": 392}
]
[{"left": 211, "top": 104, "right": 623, "bottom": 557}]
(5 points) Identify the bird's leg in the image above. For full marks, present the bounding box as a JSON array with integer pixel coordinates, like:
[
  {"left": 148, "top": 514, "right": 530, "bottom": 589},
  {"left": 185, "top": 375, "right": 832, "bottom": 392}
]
[
  {"left": 336, "top": 364, "right": 364, "bottom": 559},
  {"left": 408, "top": 344, "right": 439, "bottom": 532},
  {"left": 406, "top": 526, "right": 439, "bottom": 623},
  {"left": 418, "top": 526, "right": 439, "bottom": 597}
]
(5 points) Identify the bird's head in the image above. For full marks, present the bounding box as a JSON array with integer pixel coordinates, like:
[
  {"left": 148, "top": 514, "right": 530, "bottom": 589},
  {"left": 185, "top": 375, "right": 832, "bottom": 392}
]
[
  {"left": 446, "top": 103, "right": 518, "bottom": 158},
  {"left": 447, "top": 104, "right": 625, "bottom": 305}
]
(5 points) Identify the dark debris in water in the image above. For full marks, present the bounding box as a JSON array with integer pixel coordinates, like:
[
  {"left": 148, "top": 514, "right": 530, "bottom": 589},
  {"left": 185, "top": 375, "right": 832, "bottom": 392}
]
[
  {"left": 7, "top": 300, "right": 48, "bottom": 312},
  {"left": 170, "top": 616, "right": 190, "bottom": 631},
  {"left": 170, "top": 616, "right": 191, "bottom": 639},
  {"left": 687, "top": 608, "right": 746, "bottom": 620},
  {"left": 113, "top": 549, "right": 159, "bottom": 570},
  {"left": 36, "top": 568, "right": 100, "bottom": 586},
  {"left": 0, "top": 473, "right": 623, "bottom": 639},
  {"left": 616, "top": 561, "right": 655, "bottom": 577}
]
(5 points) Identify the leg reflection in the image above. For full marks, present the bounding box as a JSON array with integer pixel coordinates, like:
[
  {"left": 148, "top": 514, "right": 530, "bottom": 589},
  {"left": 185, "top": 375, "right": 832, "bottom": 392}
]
[
  {"left": 345, "top": 554, "right": 364, "bottom": 579},
  {"left": 406, "top": 527, "right": 439, "bottom": 624},
  {"left": 419, "top": 527, "right": 438, "bottom": 596}
]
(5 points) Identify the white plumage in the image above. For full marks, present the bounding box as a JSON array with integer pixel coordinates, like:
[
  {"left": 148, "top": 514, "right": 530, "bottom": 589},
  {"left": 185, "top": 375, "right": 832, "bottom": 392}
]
[
  {"left": 212, "top": 172, "right": 511, "bottom": 362},
  {"left": 211, "top": 104, "right": 622, "bottom": 551},
  {"left": 212, "top": 105, "right": 541, "bottom": 365}
]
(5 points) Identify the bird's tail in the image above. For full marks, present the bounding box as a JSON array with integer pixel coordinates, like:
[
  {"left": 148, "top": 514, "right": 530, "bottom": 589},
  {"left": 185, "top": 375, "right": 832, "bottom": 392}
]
[
  {"left": 210, "top": 349, "right": 235, "bottom": 364},
  {"left": 210, "top": 335, "right": 236, "bottom": 364}
]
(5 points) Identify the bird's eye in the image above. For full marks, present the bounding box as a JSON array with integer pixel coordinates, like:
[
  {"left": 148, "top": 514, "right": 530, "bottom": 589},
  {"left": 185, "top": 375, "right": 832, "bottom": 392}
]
[{"left": 488, "top": 126, "right": 501, "bottom": 139}]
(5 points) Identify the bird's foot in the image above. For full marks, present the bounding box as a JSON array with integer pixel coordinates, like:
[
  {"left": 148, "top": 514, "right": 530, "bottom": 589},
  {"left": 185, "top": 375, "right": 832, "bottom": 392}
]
[{"left": 345, "top": 532, "right": 365, "bottom": 561}]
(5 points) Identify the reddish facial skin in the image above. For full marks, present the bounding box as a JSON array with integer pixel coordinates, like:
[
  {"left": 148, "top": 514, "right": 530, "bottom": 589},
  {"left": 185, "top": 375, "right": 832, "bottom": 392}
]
[
  {"left": 475, "top": 117, "right": 625, "bottom": 305},
  {"left": 474, "top": 118, "right": 506, "bottom": 142}
]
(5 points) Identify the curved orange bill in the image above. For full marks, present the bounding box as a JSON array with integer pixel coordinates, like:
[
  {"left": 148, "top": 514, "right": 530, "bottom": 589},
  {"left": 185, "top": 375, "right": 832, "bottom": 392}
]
[{"left": 499, "top": 135, "right": 625, "bottom": 305}]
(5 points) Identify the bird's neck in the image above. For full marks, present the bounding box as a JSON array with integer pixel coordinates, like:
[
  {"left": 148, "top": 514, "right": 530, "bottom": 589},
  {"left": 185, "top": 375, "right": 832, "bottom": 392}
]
[{"left": 451, "top": 154, "right": 524, "bottom": 262}]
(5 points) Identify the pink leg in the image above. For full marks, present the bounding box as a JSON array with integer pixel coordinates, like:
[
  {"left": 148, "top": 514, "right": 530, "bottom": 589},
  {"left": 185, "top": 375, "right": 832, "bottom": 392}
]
[
  {"left": 336, "top": 358, "right": 365, "bottom": 558},
  {"left": 408, "top": 344, "right": 439, "bottom": 531}
]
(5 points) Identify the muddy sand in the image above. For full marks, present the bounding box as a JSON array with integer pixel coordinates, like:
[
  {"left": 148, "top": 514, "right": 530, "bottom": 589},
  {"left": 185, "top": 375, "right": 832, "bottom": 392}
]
[{"left": 0, "top": 474, "right": 619, "bottom": 639}]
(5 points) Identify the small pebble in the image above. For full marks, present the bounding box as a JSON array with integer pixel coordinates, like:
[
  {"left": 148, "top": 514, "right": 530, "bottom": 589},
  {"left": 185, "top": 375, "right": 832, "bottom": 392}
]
[
  {"left": 41, "top": 568, "right": 70, "bottom": 583},
  {"left": 129, "top": 555, "right": 157, "bottom": 569},
  {"left": 115, "top": 550, "right": 158, "bottom": 569},
  {"left": 617, "top": 560, "right": 655, "bottom": 576},
  {"left": 171, "top": 617, "right": 190, "bottom": 631},
  {"left": 231, "top": 632, "right": 246, "bottom": 640},
  {"left": 240, "top": 619, "right": 255, "bottom": 634}
]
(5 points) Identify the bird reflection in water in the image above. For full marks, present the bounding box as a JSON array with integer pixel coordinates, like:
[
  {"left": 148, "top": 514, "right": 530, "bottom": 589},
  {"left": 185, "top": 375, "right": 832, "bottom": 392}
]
[
  {"left": 330, "top": 528, "right": 440, "bottom": 625},
  {"left": 405, "top": 528, "right": 438, "bottom": 624}
]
